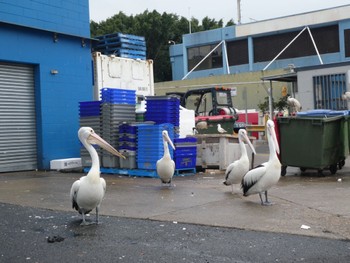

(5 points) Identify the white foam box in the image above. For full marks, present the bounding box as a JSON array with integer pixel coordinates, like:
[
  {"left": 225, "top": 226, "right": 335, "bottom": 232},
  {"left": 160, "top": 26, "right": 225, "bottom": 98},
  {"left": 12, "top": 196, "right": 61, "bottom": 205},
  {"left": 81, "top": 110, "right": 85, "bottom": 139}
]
[{"left": 50, "top": 158, "right": 82, "bottom": 170}]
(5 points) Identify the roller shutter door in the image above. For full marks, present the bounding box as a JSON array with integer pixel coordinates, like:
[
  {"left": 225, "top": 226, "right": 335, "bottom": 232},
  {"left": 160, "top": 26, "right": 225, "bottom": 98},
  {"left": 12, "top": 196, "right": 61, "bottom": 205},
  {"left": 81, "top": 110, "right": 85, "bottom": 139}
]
[{"left": 0, "top": 62, "right": 37, "bottom": 172}]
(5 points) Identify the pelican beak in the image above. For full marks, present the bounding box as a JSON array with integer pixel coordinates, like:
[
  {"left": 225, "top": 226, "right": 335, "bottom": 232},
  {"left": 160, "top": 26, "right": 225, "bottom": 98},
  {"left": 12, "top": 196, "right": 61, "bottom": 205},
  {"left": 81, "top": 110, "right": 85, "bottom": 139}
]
[
  {"left": 164, "top": 133, "right": 176, "bottom": 150},
  {"left": 88, "top": 132, "right": 126, "bottom": 159},
  {"left": 243, "top": 132, "right": 256, "bottom": 155},
  {"left": 268, "top": 125, "right": 280, "bottom": 154}
]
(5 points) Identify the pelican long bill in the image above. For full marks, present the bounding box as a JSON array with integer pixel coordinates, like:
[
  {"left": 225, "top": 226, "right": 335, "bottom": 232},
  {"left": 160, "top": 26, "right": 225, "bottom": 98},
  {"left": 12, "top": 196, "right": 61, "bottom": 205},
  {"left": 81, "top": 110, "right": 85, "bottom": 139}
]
[{"left": 88, "top": 132, "right": 126, "bottom": 159}]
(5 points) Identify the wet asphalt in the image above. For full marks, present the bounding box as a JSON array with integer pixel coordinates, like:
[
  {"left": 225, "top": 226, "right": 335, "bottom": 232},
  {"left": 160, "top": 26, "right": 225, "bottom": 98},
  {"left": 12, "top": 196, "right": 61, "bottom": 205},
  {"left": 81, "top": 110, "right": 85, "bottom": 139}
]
[
  {"left": 1, "top": 202, "right": 350, "bottom": 263},
  {"left": 1, "top": 142, "right": 350, "bottom": 262}
]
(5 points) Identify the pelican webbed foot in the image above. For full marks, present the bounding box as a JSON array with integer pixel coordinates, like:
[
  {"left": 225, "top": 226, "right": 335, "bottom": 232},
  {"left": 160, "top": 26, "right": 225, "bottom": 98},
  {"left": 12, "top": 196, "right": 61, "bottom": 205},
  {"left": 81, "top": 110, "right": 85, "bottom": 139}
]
[{"left": 259, "top": 191, "right": 274, "bottom": 206}]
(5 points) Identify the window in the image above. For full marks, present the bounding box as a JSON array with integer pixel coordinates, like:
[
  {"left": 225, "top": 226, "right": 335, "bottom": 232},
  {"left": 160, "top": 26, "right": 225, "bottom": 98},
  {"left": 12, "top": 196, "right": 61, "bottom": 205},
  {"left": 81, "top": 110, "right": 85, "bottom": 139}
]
[
  {"left": 187, "top": 44, "right": 223, "bottom": 71},
  {"left": 226, "top": 39, "right": 249, "bottom": 66},
  {"left": 254, "top": 25, "right": 340, "bottom": 63},
  {"left": 344, "top": 29, "right": 350, "bottom": 58},
  {"left": 313, "top": 73, "right": 347, "bottom": 110}
]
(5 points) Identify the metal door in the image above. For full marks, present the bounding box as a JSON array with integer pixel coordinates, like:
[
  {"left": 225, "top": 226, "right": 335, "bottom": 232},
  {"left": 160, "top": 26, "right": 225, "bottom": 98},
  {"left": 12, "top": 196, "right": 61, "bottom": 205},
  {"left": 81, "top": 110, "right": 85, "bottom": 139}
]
[{"left": 0, "top": 62, "right": 37, "bottom": 172}]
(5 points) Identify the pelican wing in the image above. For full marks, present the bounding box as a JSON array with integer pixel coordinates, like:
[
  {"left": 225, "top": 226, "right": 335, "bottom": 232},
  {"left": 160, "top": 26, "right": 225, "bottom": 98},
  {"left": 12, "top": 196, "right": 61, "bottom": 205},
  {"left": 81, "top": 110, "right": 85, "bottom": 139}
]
[
  {"left": 100, "top": 178, "right": 106, "bottom": 196},
  {"left": 241, "top": 164, "right": 266, "bottom": 195},
  {"left": 70, "top": 180, "right": 81, "bottom": 211},
  {"left": 224, "top": 161, "right": 236, "bottom": 180}
]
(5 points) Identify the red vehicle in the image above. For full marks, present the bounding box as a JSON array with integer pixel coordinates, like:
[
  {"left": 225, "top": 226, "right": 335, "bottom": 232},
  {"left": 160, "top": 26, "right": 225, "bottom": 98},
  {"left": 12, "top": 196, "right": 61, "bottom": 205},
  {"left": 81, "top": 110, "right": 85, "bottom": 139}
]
[{"left": 168, "top": 87, "right": 238, "bottom": 133}]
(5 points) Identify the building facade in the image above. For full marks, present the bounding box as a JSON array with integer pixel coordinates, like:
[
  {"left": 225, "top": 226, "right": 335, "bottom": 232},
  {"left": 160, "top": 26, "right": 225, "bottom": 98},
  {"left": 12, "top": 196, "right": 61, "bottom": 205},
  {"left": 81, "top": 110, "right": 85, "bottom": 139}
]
[
  {"left": 170, "top": 5, "right": 350, "bottom": 81},
  {"left": 0, "top": 0, "right": 92, "bottom": 172},
  {"left": 163, "top": 5, "right": 350, "bottom": 113}
]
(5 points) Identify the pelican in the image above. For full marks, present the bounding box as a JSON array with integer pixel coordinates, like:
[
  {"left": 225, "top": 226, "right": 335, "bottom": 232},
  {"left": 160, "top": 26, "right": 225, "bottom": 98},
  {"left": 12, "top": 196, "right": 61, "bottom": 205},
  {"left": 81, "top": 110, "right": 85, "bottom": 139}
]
[
  {"left": 241, "top": 120, "right": 281, "bottom": 205},
  {"left": 342, "top": 91, "right": 350, "bottom": 100},
  {"left": 223, "top": 129, "right": 256, "bottom": 193},
  {"left": 287, "top": 95, "right": 302, "bottom": 112},
  {"left": 70, "top": 127, "right": 125, "bottom": 225},
  {"left": 156, "top": 130, "right": 176, "bottom": 185},
  {"left": 217, "top": 124, "right": 228, "bottom": 133}
]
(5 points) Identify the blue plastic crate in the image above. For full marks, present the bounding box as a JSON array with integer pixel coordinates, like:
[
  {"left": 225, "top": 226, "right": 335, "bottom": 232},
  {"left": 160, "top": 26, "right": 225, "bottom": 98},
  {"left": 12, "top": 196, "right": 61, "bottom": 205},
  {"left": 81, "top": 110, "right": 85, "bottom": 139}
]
[
  {"left": 118, "top": 145, "right": 137, "bottom": 151},
  {"left": 146, "top": 96, "right": 180, "bottom": 101},
  {"left": 174, "top": 146, "right": 197, "bottom": 157},
  {"left": 137, "top": 123, "right": 174, "bottom": 133},
  {"left": 147, "top": 100, "right": 180, "bottom": 106},
  {"left": 101, "top": 88, "right": 136, "bottom": 94},
  {"left": 79, "top": 101, "right": 102, "bottom": 107},
  {"left": 174, "top": 137, "right": 197, "bottom": 144},
  {"left": 79, "top": 101, "right": 101, "bottom": 116},
  {"left": 174, "top": 155, "right": 196, "bottom": 169},
  {"left": 137, "top": 161, "right": 157, "bottom": 170},
  {"left": 145, "top": 110, "right": 179, "bottom": 115},
  {"left": 327, "top": 110, "right": 349, "bottom": 116},
  {"left": 119, "top": 124, "right": 138, "bottom": 134},
  {"left": 119, "top": 136, "right": 137, "bottom": 143},
  {"left": 101, "top": 98, "right": 136, "bottom": 104}
]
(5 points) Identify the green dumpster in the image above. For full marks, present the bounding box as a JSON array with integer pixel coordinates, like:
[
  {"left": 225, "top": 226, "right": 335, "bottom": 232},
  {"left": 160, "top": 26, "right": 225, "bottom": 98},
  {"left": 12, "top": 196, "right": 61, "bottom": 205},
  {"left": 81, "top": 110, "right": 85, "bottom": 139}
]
[
  {"left": 278, "top": 115, "right": 347, "bottom": 175},
  {"left": 195, "top": 115, "right": 236, "bottom": 134}
]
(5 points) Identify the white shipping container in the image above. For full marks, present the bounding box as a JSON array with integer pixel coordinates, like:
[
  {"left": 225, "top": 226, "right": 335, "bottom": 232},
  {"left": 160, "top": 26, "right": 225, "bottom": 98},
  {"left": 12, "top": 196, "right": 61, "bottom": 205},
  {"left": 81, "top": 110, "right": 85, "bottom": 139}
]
[{"left": 92, "top": 52, "right": 154, "bottom": 100}]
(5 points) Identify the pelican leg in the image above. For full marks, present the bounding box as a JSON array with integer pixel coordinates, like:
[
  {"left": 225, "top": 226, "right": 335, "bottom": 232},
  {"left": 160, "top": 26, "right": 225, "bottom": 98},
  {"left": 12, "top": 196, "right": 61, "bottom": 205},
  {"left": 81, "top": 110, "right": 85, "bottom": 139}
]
[
  {"left": 95, "top": 206, "right": 100, "bottom": 224},
  {"left": 80, "top": 212, "right": 88, "bottom": 226},
  {"left": 259, "top": 192, "right": 264, "bottom": 205},
  {"left": 80, "top": 210, "right": 94, "bottom": 226},
  {"left": 261, "top": 191, "right": 273, "bottom": 206}
]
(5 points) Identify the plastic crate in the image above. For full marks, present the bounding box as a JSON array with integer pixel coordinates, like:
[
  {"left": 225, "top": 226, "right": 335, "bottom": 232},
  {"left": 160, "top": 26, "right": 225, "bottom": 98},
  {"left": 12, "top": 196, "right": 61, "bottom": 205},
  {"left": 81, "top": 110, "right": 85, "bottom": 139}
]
[
  {"left": 174, "top": 155, "right": 196, "bottom": 169},
  {"left": 119, "top": 150, "right": 136, "bottom": 169},
  {"left": 174, "top": 146, "right": 196, "bottom": 157}
]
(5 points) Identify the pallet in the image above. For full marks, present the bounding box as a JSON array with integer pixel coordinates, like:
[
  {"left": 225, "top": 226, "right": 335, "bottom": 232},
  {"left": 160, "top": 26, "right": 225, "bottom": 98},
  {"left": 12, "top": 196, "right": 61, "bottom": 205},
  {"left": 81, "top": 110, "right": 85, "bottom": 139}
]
[{"left": 84, "top": 167, "right": 196, "bottom": 178}]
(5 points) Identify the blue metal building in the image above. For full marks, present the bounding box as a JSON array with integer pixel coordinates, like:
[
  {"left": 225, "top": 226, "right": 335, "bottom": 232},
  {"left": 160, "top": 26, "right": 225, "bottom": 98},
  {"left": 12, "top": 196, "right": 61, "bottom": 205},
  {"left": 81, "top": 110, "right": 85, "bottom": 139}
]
[
  {"left": 170, "top": 5, "right": 350, "bottom": 81},
  {"left": 0, "top": 0, "right": 92, "bottom": 172}
]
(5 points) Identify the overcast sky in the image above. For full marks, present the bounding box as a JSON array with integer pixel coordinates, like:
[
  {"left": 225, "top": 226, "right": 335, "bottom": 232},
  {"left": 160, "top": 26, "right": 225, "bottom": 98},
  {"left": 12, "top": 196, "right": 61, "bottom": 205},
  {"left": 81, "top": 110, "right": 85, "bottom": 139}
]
[{"left": 89, "top": 0, "right": 350, "bottom": 24}]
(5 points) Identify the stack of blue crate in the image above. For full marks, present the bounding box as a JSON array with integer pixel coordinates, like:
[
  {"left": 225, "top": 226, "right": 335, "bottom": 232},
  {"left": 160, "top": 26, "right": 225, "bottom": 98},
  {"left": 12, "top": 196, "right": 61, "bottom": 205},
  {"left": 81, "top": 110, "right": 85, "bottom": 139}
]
[
  {"left": 94, "top": 33, "right": 146, "bottom": 60},
  {"left": 145, "top": 96, "right": 180, "bottom": 137},
  {"left": 173, "top": 137, "right": 197, "bottom": 171},
  {"left": 78, "top": 101, "right": 101, "bottom": 167},
  {"left": 118, "top": 123, "right": 138, "bottom": 169},
  {"left": 137, "top": 123, "right": 174, "bottom": 171},
  {"left": 100, "top": 88, "right": 136, "bottom": 168}
]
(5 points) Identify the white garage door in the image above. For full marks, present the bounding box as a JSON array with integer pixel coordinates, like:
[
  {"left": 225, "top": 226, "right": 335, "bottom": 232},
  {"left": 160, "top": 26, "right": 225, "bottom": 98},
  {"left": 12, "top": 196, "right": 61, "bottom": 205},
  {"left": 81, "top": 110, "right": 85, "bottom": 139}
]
[{"left": 0, "top": 62, "right": 37, "bottom": 172}]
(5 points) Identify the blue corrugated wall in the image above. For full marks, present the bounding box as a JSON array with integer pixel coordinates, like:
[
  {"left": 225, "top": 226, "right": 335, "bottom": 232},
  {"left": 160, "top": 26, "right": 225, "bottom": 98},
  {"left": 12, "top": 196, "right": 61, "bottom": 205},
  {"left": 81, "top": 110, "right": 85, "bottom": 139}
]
[
  {"left": 0, "top": 0, "right": 92, "bottom": 169},
  {"left": 0, "top": 0, "right": 90, "bottom": 37}
]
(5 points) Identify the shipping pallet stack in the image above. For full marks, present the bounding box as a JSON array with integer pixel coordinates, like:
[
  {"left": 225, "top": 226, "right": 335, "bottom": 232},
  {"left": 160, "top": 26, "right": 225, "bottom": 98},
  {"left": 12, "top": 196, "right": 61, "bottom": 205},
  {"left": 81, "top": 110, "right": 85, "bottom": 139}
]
[
  {"left": 100, "top": 88, "right": 136, "bottom": 168},
  {"left": 78, "top": 101, "right": 102, "bottom": 167},
  {"left": 118, "top": 123, "right": 138, "bottom": 169},
  {"left": 93, "top": 32, "right": 146, "bottom": 60}
]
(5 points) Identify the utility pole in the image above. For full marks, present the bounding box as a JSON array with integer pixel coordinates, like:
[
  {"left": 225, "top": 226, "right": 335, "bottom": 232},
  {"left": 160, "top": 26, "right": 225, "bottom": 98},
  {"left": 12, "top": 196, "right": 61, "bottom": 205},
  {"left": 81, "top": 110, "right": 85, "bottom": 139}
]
[
  {"left": 188, "top": 7, "right": 192, "bottom": 34},
  {"left": 237, "top": 0, "right": 241, "bottom": 24}
]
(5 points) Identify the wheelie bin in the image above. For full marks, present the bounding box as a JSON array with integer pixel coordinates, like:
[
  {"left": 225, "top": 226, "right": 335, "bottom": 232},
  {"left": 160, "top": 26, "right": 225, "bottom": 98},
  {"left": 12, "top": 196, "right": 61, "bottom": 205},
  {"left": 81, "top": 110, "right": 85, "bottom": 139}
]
[{"left": 278, "top": 114, "right": 348, "bottom": 176}]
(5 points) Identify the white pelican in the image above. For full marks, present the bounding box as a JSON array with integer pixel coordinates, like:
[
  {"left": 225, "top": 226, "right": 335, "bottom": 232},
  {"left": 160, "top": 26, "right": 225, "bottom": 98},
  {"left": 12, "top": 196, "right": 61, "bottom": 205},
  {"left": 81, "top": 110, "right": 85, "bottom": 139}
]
[
  {"left": 217, "top": 124, "right": 228, "bottom": 133},
  {"left": 287, "top": 96, "right": 302, "bottom": 112},
  {"left": 156, "top": 130, "right": 176, "bottom": 185},
  {"left": 223, "top": 129, "right": 256, "bottom": 193},
  {"left": 241, "top": 120, "right": 281, "bottom": 205},
  {"left": 342, "top": 91, "right": 350, "bottom": 100},
  {"left": 70, "top": 127, "right": 125, "bottom": 225}
]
